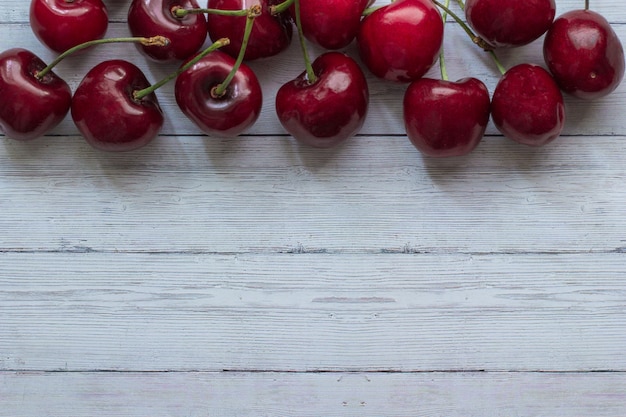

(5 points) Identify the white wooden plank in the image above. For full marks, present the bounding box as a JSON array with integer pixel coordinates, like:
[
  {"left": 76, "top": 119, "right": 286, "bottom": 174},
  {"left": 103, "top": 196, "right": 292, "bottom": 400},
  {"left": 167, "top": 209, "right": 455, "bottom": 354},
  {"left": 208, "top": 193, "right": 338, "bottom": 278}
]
[
  {"left": 1, "top": 135, "right": 625, "bottom": 254},
  {"left": 1, "top": 252, "right": 625, "bottom": 372},
  {"left": 1, "top": 371, "right": 625, "bottom": 417}
]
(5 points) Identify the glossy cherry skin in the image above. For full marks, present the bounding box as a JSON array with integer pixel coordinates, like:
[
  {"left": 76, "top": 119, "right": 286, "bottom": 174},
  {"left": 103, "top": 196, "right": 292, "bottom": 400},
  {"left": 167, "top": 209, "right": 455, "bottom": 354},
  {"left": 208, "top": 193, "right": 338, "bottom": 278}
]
[
  {"left": 357, "top": 0, "right": 443, "bottom": 83},
  {"left": 128, "top": 0, "right": 207, "bottom": 62},
  {"left": 30, "top": 0, "right": 108, "bottom": 53},
  {"left": 206, "top": 0, "right": 292, "bottom": 60},
  {"left": 275, "top": 52, "right": 369, "bottom": 148},
  {"left": 0, "top": 48, "right": 71, "bottom": 141},
  {"left": 403, "top": 77, "right": 490, "bottom": 157},
  {"left": 465, "top": 0, "right": 555, "bottom": 48},
  {"left": 71, "top": 60, "right": 164, "bottom": 152},
  {"left": 492, "top": 64, "right": 565, "bottom": 147},
  {"left": 292, "top": 0, "right": 370, "bottom": 50},
  {"left": 544, "top": 9, "right": 625, "bottom": 100},
  {"left": 175, "top": 51, "right": 262, "bottom": 137}
]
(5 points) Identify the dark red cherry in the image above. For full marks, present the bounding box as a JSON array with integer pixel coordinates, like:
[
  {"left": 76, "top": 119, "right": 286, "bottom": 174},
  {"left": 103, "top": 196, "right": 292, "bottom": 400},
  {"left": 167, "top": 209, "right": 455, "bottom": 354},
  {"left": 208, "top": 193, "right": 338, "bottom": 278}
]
[
  {"left": 206, "top": 0, "right": 292, "bottom": 60},
  {"left": 175, "top": 50, "right": 263, "bottom": 137},
  {"left": 491, "top": 63, "right": 565, "bottom": 147},
  {"left": 357, "top": 0, "right": 443, "bottom": 82},
  {"left": 275, "top": 52, "right": 369, "bottom": 148},
  {"left": 128, "top": 0, "right": 208, "bottom": 62},
  {"left": 292, "top": 0, "right": 370, "bottom": 50},
  {"left": 465, "top": 0, "right": 556, "bottom": 48},
  {"left": 30, "top": 0, "right": 108, "bottom": 53},
  {"left": 543, "top": 9, "right": 625, "bottom": 99},
  {"left": 71, "top": 60, "right": 164, "bottom": 152},
  {"left": 403, "top": 77, "right": 490, "bottom": 157},
  {"left": 0, "top": 48, "right": 71, "bottom": 141}
]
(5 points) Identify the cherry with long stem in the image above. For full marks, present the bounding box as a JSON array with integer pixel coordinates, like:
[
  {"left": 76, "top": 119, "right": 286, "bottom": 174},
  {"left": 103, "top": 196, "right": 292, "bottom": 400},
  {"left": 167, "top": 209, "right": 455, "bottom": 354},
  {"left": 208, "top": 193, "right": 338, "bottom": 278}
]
[
  {"left": 134, "top": 37, "right": 230, "bottom": 101},
  {"left": 292, "top": 0, "right": 316, "bottom": 83}
]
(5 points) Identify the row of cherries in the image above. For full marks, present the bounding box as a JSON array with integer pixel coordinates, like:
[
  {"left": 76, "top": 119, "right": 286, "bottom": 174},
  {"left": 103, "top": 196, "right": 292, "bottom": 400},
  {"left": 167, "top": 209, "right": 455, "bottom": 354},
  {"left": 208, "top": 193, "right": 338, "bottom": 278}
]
[{"left": 0, "top": 0, "right": 624, "bottom": 156}]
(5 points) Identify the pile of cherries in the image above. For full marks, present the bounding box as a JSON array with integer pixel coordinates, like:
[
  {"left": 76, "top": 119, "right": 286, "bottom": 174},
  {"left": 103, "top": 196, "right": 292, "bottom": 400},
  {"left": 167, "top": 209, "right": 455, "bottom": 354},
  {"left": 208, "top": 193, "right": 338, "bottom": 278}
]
[{"left": 0, "top": 0, "right": 624, "bottom": 156}]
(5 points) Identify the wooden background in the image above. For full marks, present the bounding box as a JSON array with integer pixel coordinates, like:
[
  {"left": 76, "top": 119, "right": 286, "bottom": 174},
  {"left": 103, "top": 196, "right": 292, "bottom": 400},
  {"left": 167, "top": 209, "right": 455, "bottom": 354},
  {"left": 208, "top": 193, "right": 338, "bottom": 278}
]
[{"left": 1, "top": 0, "right": 625, "bottom": 415}]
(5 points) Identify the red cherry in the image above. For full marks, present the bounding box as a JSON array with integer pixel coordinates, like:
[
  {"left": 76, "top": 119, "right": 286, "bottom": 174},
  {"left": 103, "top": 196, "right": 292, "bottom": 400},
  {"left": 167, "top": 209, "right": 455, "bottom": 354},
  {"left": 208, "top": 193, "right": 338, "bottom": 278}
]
[
  {"left": 543, "top": 9, "right": 625, "bottom": 100},
  {"left": 174, "top": 50, "right": 262, "bottom": 137},
  {"left": 293, "top": 0, "right": 370, "bottom": 50},
  {"left": 357, "top": 0, "right": 443, "bottom": 83},
  {"left": 465, "top": 0, "right": 555, "bottom": 48},
  {"left": 29, "top": 0, "right": 108, "bottom": 53},
  {"left": 128, "top": 0, "right": 208, "bottom": 62},
  {"left": 403, "top": 77, "right": 490, "bottom": 157},
  {"left": 275, "top": 52, "right": 369, "bottom": 148},
  {"left": 206, "top": 0, "right": 292, "bottom": 61},
  {"left": 491, "top": 63, "right": 565, "bottom": 147},
  {"left": 71, "top": 60, "right": 164, "bottom": 152},
  {"left": 0, "top": 48, "right": 71, "bottom": 141}
]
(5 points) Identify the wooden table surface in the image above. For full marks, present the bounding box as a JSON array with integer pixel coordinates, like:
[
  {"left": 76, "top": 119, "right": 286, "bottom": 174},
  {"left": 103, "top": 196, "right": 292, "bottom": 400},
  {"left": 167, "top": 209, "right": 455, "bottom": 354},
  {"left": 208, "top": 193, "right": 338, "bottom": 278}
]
[{"left": 1, "top": 0, "right": 625, "bottom": 415}]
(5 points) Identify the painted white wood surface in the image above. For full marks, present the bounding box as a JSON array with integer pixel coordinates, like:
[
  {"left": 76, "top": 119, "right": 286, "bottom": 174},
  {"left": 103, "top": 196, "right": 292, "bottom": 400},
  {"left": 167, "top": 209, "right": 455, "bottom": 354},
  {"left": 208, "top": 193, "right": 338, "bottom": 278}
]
[{"left": 1, "top": 0, "right": 626, "bottom": 415}]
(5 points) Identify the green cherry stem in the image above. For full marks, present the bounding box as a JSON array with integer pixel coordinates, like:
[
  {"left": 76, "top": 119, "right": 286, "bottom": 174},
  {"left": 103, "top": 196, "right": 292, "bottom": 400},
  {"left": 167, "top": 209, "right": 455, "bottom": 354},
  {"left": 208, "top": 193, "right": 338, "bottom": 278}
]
[
  {"left": 293, "top": 0, "right": 317, "bottom": 83},
  {"left": 431, "top": 0, "right": 493, "bottom": 51},
  {"left": 212, "top": 5, "right": 260, "bottom": 97},
  {"left": 270, "top": 0, "right": 294, "bottom": 15},
  {"left": 172, "top": 6, "right": 249, "bottom": 18},
  {"left": 456, "top": 0, "right": 465, "bottom": 11},
  {"left": 36, "top": 36, "right": 170, "bottom": 80},
  {"left": 439, "top": 0, "right": 450, "bottom": 81},
  {"left": 133, "top": 38, "right": 229, "bottom": 101},
  {"left": 362, "top": 5, "right": 384, "bottom": 16}
]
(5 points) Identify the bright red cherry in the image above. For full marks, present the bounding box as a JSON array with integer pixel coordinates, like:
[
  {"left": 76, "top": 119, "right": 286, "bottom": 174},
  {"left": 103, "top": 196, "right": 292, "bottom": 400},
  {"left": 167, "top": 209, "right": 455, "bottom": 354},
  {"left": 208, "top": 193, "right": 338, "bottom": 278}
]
[
  {"left": 465, "top": 0, "right": 556, "bottom": 48},
  {"left": 293, "top": 0, "right": 370, "bottom": 50},
  {"left": 403, "top": 77, "right": 490, "bottom": 157},
  {"left": 30, "top": 0, "right": 108, "bottom": 53},
  {"left": 128, "top": 0, "right": 208, "bottom": 62},
  {"left": 206, "top": 0, "right": 292, "bottom": 60},
  {"left": 357, "top": 0, "right": 443, "bottom": 83},
  {"left": 71, "top": 60, "right": 164, "bottom": 152},
  {"left": 275, "top": 52, "right": 369, "bottom": 148},
  {"left": 491, "top": 63, "right": 565, "bottom": 147},
  {"left": 543, "top": 9, "right": 625, "bottom": 100},
  {"left": 175, "top": 50, "right": 262, "bottom": 137},
  {"left": 0, "top": 48, "right": 71, "bottom": 141}
]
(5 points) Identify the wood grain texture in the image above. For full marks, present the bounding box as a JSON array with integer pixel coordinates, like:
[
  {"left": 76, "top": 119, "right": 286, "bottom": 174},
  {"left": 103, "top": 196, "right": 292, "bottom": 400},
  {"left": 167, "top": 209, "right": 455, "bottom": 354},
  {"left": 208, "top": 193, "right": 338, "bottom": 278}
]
[
  {"left": 2, "top": 371, "right": 626, "bottom": 417},
  {"left": 1, "top": 0, "right": 625, "bottom": 415}
]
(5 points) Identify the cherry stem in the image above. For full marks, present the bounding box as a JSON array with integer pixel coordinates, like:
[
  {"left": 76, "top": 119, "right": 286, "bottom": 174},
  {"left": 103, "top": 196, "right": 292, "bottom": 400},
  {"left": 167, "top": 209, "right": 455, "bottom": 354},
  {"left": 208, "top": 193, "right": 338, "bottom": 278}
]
[
  {"left": 456, "top": 0, "right": 465, "bottom": 10},
  {"left": 133, "top": 38, "right": 229, "bottom": 101},
  {"left": 36, "top": 36, "right": 170, "bottom": 79},
  {"left": 585, "top": 0, "right": 589, "bottom": 10},
  {"left": 439, "top": 0, "right": 450, "bottom": 81},
  {"left": 431, "top": 0, "right": 493, "bottom": 51},
  {"left": 362, "top": 5, "right": 383, "bottom": 16},
  {"left": 212, "top": 6, "right": 260, "bottom": 98},
  {"left": 293, "top": 0, "right": 317, "bottom": 84},
  {"left": 269, "top": 0, "right": 294, "bottom": 15},
  {"left": 489, "top": 51, "right": 507, "bottom": 75}
]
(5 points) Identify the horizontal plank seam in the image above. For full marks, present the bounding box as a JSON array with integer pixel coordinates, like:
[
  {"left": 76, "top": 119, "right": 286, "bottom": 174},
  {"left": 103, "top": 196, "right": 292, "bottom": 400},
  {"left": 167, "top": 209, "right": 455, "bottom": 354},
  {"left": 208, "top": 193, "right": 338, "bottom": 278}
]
[
  {"left": 1, "top": 369, "right": 625, "bottom": 374},
  {"left": 1, "top": 248, "right": 624, "bottom": 255}
]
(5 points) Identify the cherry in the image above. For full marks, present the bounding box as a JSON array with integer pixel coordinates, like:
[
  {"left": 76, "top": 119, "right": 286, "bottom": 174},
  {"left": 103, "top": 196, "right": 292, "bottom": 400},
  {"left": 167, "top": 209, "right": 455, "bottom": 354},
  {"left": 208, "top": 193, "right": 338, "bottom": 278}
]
[
  {"left": 30, "top": 0, "right": 109, "bottom": 53},
  {"left": 464, "top": 0, "right": 556, "bottom": 48},
  {"left": 491, "top": 63, "right": 565, "bottom": 147},
  {"left": 275, "top": 52, "right": 369, "bottom": 148},
  {"left": 403, "top": 77, "right": 490, "bottom": 157},
  {"left": 543, "top": 9, "right": 625, "bottom": 100},
  {"left": 206, "top": 0, "right": 292, "bottom": 60},
  {"left": 175, "top": 50, "right": 262, "bottom": 136},
  {"left": 292, "top": 0, "right": 370, "bottom": 50},
  {"left": 128, "top": 0, "right": 208, "bottom": 62},
  {"left": 357, "top": 0, "right": 444, "bottom": 83},
  {"left": 0, "top": 48, "right": 71, "bottom": 141},
  {"left": 71, "top": 60, "right": 164, "bottom": 152}
]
